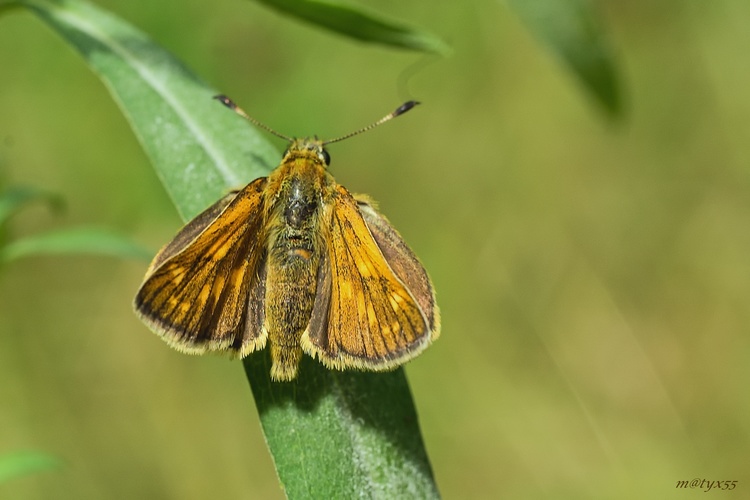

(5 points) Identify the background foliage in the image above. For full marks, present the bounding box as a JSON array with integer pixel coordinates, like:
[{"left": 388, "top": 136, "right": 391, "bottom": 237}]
[{"left": 2, "top": 0, "right": 749, "bottom": 498}]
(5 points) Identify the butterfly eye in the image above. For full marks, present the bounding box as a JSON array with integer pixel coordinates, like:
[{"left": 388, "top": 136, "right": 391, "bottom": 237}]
[{"left": 321, "top": 148, "right": 331, "bottom": 165}]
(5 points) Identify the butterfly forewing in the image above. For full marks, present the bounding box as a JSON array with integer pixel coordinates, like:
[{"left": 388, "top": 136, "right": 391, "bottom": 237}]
[
  {"left": 134, "top": 178, "right": 268, "bottom": 355},
  {"left": 145, "top": 192, "right": 236, "bottom": 274},
  {"left": 301, "top": 185, "right": 434, "bottom": 370}
]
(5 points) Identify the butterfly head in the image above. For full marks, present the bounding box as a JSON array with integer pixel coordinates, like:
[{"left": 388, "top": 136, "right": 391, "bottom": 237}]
[{"left": 284, "top": 137, "right": 331, "bottom": 167}]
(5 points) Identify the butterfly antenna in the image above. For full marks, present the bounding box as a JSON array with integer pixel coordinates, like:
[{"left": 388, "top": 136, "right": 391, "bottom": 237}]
[
  {"left": 323, "top": 101, "right": 420, "bottom": 146},
  {"left": 214, "top": 95, "right": 293, "bottom": 142}
]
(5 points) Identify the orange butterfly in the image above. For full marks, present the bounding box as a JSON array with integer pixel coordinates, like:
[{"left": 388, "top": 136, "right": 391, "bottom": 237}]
[{"left": 134, "top": 97, "right": 439, "bottom": 381}]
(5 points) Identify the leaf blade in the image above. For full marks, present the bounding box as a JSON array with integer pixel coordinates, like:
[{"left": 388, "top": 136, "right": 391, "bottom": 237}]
[
  {"left": 252, "top": 0, "right": 450, "bottom": 55},
  {"left": 0, "top": 186, "right": 63, "bottom": 226},
  {"left": 244, "top": 355, "right": 439, "bottom": 498},
  {"left": 0, "top": 226, "right": 152, "bottom": 262},
  {"left": 508, "top": 0, "right": 622, "bottom": 115},
  {"left": 0, "top": 451, "right": 61, "bottom": 484},
  {"left": 16, "top": 0, "right": 279, "bottom": 219}
]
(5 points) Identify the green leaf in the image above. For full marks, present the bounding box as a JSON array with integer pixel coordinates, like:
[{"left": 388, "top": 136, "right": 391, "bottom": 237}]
[
  {"left": 251, "top": 0, "right": 450, "bottom": 55},
  {"left": 0, "top": 186, "right": 64, "bottom": 226},
  {"left": 507, "top": 0, "right": 622, "bottom": 115},
  {"left": 0, "top": 226, "right": 152, "bottom": 262},
  {"left": 8, "top": 0, "right": 440, "bottom": 496},
  {"left": 0, "top": 451, "right": 61, "bottom": 484}
]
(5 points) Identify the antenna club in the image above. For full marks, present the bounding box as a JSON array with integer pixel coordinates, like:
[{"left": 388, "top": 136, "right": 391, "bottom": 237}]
[
  {"left": 395, "top": 100, "right": 421, "bottom": 116},
  {"left": 213, "top": 94, "right": 237, "bottom": 110}
]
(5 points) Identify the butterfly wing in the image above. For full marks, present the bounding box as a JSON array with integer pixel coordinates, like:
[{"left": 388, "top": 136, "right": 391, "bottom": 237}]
[
  {"left": 134, "top": 178, "right": 268, "bottom": 357},
  {"left": 301, "top": 185, "right": 438, "bottom": 370},
  {"left": 355, "top": 196, "right": 439, "bottom": 336}
]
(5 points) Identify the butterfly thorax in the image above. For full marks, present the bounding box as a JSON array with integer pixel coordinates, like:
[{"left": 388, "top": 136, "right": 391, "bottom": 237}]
[
  {"left": 265, "top": 142, "right": 331, "bottom": 262},
  {"left": 263, "top": 142, "right": 332, "bottom": 381}
]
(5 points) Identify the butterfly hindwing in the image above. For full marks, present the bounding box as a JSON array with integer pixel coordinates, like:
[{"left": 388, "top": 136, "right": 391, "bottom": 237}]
[{"left": 355, "top": 196, "right": 439, "bottom": 336}]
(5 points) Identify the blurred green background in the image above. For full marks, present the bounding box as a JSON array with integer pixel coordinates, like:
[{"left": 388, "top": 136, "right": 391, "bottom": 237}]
[{"left": 2, "top": 0, "right": 749, "bottom": 498}]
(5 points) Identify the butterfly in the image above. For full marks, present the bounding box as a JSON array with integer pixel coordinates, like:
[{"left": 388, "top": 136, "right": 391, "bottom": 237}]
[{"left": 134, "top": 96, "right": 439, "bottom": 381}]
